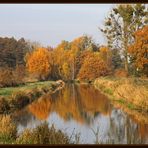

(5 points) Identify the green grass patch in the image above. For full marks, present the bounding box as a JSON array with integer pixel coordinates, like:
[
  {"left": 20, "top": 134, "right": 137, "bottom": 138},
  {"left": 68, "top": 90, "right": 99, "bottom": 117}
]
[
  {"left": 0, "top": 88, "right": 15, "bottom": 96},
  {"left": 116, "top": 99, "right": 135, "bottom": 110},
  {"left": 0, "top": 81, "right": 54, "bottom": 97},
  {"left": 104, "top": 88, "right": 113, "bottom": 95},
  {"left": 117, "top": 98, "right": 126, "bottom": 104},
  {"left": 127, "top": 103, "right": 135, "bottom": 110}
]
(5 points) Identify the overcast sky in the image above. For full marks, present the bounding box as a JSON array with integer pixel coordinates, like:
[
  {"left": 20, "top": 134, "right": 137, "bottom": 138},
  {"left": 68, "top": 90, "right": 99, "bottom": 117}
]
[{"left": 0, "top": 4, "right": 115, "bottom": 47}]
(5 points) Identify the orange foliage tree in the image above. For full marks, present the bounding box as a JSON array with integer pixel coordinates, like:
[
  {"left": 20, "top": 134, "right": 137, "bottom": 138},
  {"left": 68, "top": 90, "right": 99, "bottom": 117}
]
[
  {"left": 25, "top": 48, "right": 52, "bottom": 81},
  {"left": 78, "top": 52, "right": 109, "bottom": 81},
  {"left": 128, "top": 26, "right": 148, "bottom": 75}
]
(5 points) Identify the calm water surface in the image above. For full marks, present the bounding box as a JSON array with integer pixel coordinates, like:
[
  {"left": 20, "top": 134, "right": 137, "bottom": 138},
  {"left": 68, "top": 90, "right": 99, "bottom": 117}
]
[{"left": 13, "top": 84, "right": 148, "bottom": 144}]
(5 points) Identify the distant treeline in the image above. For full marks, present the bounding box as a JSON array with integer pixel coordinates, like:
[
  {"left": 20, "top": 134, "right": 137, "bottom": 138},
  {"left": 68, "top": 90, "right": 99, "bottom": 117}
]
[
  {"left": 0, "top": 4, "right": 147, "bottom": 87},
  {"left": 0, "top": 37, "right": 33, "bottom": 68}
]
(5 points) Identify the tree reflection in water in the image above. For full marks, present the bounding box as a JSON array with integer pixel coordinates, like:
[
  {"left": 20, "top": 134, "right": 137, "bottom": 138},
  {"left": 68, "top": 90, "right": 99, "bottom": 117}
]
[{"left": 13, "top": 84, "right": 148, "bottom": 144}]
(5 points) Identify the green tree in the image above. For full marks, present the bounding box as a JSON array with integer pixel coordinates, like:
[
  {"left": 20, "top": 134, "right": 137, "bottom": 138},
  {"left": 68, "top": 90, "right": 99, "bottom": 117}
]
[
  {"left": 101, "top": 4, "right": 148, "bottom": 73},
  {"left": 111, "top": 48, "right": 123, "bottom": 70}
]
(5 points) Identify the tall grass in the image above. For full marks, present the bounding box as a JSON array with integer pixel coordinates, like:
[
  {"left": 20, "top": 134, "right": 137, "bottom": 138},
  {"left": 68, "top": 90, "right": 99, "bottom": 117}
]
[
  {"left": 94, "top": 77, "right": 148, "bottom": 115},
  {"left": 0, "top": 115, "right": 17, "bottom": 144}
]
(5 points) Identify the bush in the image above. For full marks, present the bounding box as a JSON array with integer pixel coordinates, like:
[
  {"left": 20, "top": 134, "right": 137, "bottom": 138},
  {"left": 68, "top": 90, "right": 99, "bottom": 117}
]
[
  {"left": 0, "top": 97, "right": 10, "bottom": 114},
  {"left": 0, "top": 115, "right": 17, "bottom": 144},
  {"left": 16, "top": 123, "right": 71, "bottom": 144}
]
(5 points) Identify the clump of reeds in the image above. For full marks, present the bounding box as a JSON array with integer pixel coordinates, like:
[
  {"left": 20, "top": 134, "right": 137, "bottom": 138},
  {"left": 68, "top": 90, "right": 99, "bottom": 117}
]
[{"left": 16, "top": 123, "right": 71, "bottom": 144}]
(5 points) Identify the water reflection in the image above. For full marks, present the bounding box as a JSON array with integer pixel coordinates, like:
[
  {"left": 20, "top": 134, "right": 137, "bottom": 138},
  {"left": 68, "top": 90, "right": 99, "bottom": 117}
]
[
  {"left": 13, "top": 83, "right": 148, "bottom": 144},
  {"left": 28, "top": 95, "right": 52, "bottom": 120}
]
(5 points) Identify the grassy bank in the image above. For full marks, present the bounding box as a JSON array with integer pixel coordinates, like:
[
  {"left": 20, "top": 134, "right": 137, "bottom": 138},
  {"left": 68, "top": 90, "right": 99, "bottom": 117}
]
[
  {"left": 0, "top": 81, "right": 56, "bottom": 97},
  {"left": 94, "top": 76, "right": 148, "bottom": 123},
  {"left": 0, "top": 81, "right": 64, "bottom": 114}
]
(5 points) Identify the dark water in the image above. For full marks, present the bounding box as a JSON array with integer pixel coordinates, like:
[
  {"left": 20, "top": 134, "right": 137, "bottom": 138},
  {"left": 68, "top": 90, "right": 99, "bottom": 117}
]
[{"left": 13, "top": 84, "right": 148, "bottom": 144}]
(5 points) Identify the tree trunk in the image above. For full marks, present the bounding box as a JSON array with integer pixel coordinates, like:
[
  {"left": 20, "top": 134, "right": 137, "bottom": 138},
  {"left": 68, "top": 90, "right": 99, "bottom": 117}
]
[
  {"left": 123, "top": 23, "right": 129, "bottom": 74},
  {"left": 124, "top": 53, "right": 128, "bottom": 73}
]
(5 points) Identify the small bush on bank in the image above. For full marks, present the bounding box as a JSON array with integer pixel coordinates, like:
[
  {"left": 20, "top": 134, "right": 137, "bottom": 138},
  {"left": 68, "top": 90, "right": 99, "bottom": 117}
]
[{"left": 16, "top": 123, "right": 72, "bottom": 144}]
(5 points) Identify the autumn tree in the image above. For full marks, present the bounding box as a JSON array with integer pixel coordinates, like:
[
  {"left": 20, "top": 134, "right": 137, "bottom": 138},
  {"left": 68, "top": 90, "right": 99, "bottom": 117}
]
[
  {"left": 70, "top": 35, "right": 98, "bottom": 52},
  {"left": 51, "top": 35, "right": 99, "bottom": 81},
  {"left": 75, "top": 50, "right": 93, "bottom": 78},
  {"left": 101, "top": 4, "right": 148, "bottom": 73},
  {"left": 25, "top": 48, "right": 52, "bottom": 81},
  {"left": 128, "top": 25, "right": 148, "bottom": 76},
  {"left": 78, "top": 52, "right": 109, "bottom": 81},
  {"left": 68, "top": 35, "right": 98, "bottom": 80},
  {"left": 61, "top": 62, "right": 71, "bottom": 81},
  {"left": 52, "top": 41, "right": 71, "bottom": 80}
]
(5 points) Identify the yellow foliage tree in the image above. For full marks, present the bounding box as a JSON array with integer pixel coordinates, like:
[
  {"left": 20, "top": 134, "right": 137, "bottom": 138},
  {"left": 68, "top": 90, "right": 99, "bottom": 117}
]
[
  {"left": 61, "top": 62, "right": 71, "bottom": 81},
  {"left": 25, "top": 48, "right": 52, "bottom": 81},
  {"left": 99, "top": 46, "right": 112, "bottom": 69}
]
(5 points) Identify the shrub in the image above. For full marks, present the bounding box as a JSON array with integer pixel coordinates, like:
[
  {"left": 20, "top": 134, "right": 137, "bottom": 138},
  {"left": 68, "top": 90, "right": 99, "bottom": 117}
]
[
  {"left": 0, "top": 115, "right": 17, "bottom": 144},
  {"left": 0, "top": 97, "right": 10, "bottom": 114},
  {"left": 16, "top": 123, "right": 71, "bottom": 144}
]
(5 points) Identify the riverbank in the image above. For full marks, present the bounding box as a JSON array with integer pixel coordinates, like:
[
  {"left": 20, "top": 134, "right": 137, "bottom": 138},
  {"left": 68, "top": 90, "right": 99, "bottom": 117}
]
[
  {"left": 0, "top": 80, "right": 65, "bottom": 114},
  {"left": 94, "top": 77, "right": 148, "bottom": 123}
]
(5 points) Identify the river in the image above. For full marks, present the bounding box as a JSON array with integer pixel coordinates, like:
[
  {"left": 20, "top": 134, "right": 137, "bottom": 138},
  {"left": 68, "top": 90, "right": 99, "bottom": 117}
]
[{"left": 12, "top": 83, "right": 148, "bottom": 144}]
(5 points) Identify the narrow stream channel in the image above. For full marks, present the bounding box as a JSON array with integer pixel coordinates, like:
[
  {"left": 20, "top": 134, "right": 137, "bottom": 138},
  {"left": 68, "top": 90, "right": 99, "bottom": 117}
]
[{"left": 12, "top": 83, "right": 148, "bottom": 144}]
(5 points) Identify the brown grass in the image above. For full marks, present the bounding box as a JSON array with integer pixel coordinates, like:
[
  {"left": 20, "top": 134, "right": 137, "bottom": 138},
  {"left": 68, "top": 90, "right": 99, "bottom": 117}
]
[
  {"left": 94, "top": 77, "right": 148, "bottom": 115},
  {"left": 0, "top": 115, "right": 17, "bottom": 143},
  {"left": 16, "top": 123, "right": 72, "bottom": 144},
  {"left": 114, "top": 68, "right": 128, "bottom": 78}
]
